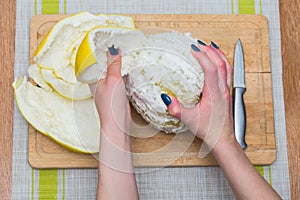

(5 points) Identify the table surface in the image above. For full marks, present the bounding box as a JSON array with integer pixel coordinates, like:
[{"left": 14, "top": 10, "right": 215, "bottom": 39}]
[{"left": 0, "top": 0, "right": 299, "bottom": 199}]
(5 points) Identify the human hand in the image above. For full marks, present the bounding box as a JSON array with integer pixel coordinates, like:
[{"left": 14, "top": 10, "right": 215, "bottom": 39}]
[
  {"left": 161, "top": 41, "right": 235, "bottom": 153},
  {"left": 92, "top": 46, "right": 138, "bottom": 200},
  {"left": 90, "top": 45, "right": 131, "bottom": 135},
  {"left": 161, "top": 41, "right": 281, "bottom": 199}
]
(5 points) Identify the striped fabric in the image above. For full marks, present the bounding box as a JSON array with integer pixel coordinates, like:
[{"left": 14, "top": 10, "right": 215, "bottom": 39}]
[{"left": 12, "top": 0, "right": 290, "bottom": 199}]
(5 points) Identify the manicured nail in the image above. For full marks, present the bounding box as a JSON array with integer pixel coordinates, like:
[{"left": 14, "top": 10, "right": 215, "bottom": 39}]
[
  {"left": 211, "top": 41, "right": 219, "bottom": 49},
  {"left": 108, "top": 45, "right": 119, "bottom": 55},
  {"left": 197, "top": 40, "right": 206, "bottom": 46},
  {"left": 191, "top": 44, "right": 201, "bottom": 52},
  {"left": 161, "top": 93, "right": 172, "bottom": 106}
]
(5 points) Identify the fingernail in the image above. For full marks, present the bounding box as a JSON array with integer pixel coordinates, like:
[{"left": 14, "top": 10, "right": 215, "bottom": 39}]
[
  {"left": 191, "top": 44, "right": 201, "bottom": 52},
  {"left": 197, "top": 40, "right": 206, "bottom": 46},
  {"left": 161, "top": 93, "right": 172, "bottom": 106},
  {"left": 108, "top": 45, "right": 119, "bottom": 55},
  {"left": 211, "top": 41, "right": 219, "bottom": 49}
]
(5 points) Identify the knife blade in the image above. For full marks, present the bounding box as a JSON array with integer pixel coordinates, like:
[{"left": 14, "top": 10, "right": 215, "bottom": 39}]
[{"left": 233, "top": 39, "right": 247, "bottom": 149}]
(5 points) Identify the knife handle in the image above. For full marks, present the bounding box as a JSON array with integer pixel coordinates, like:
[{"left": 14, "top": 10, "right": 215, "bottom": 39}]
[{"left": 233, "top": 87, "right": 247, "bottom": 149}]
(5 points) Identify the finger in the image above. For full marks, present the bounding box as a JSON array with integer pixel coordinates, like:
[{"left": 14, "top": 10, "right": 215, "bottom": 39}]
[
  {"left": 192, "top": 41, "right": 226, "bottom": 89},
  {"left": 88, "top": 79, "right": 105, "bottom": 100},
  {"left": 204, "top": 44, "right": 227, "bottom": 90},
  {"left": 217, "top": 58, "right": 227, "bottom": 91},
  {"left": 161, "top": 93, "right": 182, "bottom": 119},
  {"left": 191, "top": 44, "right": 218, "bottom": 90},
  {"left": 214, "top": 49, "right": 233, "bottom": 88},
  {"left": 160, "top": 93, "right": 200, "bottom": 133},
  {"left": 209, "top": 41, "right": 233, "bottom": 88},
  {"left": 194, "top": 41, "right": 224, "bottom": 71},
  {"left": 107, "top": 45, "right": 122, "bottom": 77}
]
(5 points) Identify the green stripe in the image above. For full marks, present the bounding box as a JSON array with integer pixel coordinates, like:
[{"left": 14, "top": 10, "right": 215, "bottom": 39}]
[
  {"left": 238, "top": 0, "right": 256, "bottom": 14},
  {"left": 64, "top": 0, "right": 67, "bottom": 14},
  {"left": 36, "top": 2, "right": 60, "bottom": 200},
  {"left": 260, "top": 0, "right": 263, "bottom": 14},
  {"left": 39, "top": 170, "right": 58, "bottom": 200},
  {"left": 32, "top": 169, "right": 35, "bottom": 200},
  {"left": 62, "top": 170, "right": 65, "bottom": 200},
  {"left": 238, "top": 0, "right": 270, "bottom": 183},
  {"left": 268, "top": 166, "right": 273, "bottom": 186},
  {"left": 34, "top": 0, "right": 37, "bottom": 15},
  {"left": 41, "top": 0, "right": 60, "bottom": 14},
  {"left": 255, "top": 166, "right": 265, "bottom": 177},
  {"left": 231, "top": 0, "right": 234, "bottom": 14}
]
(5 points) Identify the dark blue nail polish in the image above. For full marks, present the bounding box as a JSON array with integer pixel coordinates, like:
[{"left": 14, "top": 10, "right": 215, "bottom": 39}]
[
  {"left": 191, "top": 44, "right": 201, "bottom": 52},
  {"left": 211, "top": 41, "right": 219, "bottom": 49},
  {"left": 108, "top": 45, "right": 119, "bottom": 55},
  {"left": 161, "top": 93, "right": 172, "bottom": 106},
  {"left": 197, "top": 40, "right": 206, "bottom": 46}
]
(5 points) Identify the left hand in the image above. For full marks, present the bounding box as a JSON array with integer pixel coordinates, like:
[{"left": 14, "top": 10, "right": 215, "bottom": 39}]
[
  {"left": 92, "top": 46, "right": 138, "bottom": 200},
  {"left": 90, "top": 46, "right": 131, "bottom": 135}
]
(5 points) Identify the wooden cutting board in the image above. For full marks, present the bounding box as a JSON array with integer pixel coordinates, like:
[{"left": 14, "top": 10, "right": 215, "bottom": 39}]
[{"left": 28, "top": 14, "right": 276, "bottom": 168}]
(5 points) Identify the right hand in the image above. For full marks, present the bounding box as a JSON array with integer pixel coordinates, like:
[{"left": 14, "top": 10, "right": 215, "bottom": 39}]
[{"left": 161, "top": 42, "right": 235, "bottom": 151}]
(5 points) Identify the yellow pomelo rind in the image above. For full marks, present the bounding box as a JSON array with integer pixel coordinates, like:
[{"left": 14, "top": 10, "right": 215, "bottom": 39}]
[
  {"left": 34, "top": 12, "right": 91, "bottom": 64},
  {"left": 34, "top": 12, "right": 135, "bottom": 71},
  {"left": 34, "top": 13, "right": 137, "bottom": 94},
  {"left": 12, "top": 76, "right": 100, "bottom": 153},
  {"left": 28, "top": 64, "right": 53, "bottom": 91},
  {"left": 34, "top": 29, "right": 52, "bottom": 57},
  {"left": 75, "top": 33, "right": 97, "bottom": 78},
  {"left": 13, "top": 13, "right": 139, "bottom": 153},
  {"left": 40, "top": 68, "right": 92, "bottom": 100}
]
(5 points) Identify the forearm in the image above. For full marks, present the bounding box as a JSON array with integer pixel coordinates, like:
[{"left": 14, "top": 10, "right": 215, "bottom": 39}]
[
  {"left": 97, "top": 123, "right": 138, "bottom": 200},
  {"left": 211, "top": 136, "right": 280, "bottom": 200}
]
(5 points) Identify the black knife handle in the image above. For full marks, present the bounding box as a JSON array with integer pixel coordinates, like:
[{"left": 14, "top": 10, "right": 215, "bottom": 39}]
[{"left": 233, "top": 87, "right": 247, "bottom": 149}]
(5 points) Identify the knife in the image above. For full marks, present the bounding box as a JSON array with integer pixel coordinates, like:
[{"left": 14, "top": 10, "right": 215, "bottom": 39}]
[{"left": 233, "top": 39, "right": 247, "bottom": 149}]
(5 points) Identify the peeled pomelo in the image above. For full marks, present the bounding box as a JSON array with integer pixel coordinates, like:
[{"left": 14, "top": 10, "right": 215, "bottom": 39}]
[{"left": 75, "top": 28, "right": 204, "bottom": 133}]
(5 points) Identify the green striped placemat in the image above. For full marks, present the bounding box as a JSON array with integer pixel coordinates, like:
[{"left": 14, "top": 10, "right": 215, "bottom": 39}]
[{"left": 12, "top": 0, "right": 290, "bottom": 199}]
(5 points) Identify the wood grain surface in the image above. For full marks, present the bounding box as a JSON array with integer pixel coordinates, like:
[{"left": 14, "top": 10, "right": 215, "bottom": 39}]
[
  {"left": 279, "top": 0, "right": 300, "bottom": 198},
  {"left": 0, "top": 0, "right": 299, "bottom": 199},
  {"left": 28, "top": 14, "right": 275, "bottom": 168},
  {"left": 0, "top": 0, "right": 15, "bottom": 199}
]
